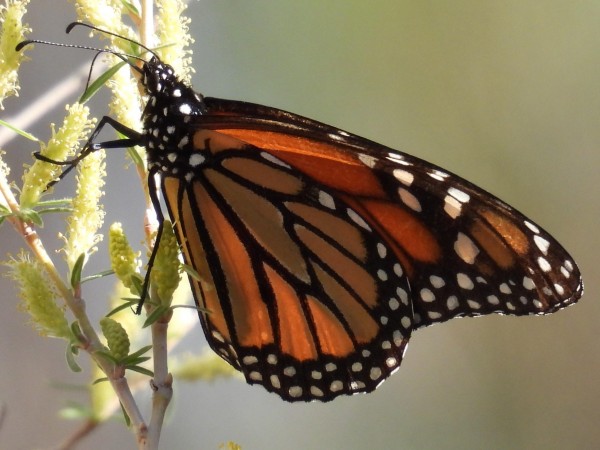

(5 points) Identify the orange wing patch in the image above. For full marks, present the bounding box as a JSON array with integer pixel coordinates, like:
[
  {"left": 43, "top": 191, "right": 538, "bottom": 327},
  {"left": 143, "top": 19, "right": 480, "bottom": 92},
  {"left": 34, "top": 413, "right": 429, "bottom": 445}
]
[
  {"left": 218, "top": 128, "right": 387, "bottom": 198},
  {"left": 310, "top": 262, "right": 379, "bottom": 345},
  {"left": 306, "top": 295, "right": 354, "bottom": 357},
  {"left": 480, "top": 209, "right": 529, "bottom": 256},
  {"left": 190, "top": 179, "right": 275, "bottom": 348},
  {"left": 362, "top": 199, "right": 441, "bottom": 264},
  {"left": 264, "top": 264, "right": 317, "bottom": 361}
]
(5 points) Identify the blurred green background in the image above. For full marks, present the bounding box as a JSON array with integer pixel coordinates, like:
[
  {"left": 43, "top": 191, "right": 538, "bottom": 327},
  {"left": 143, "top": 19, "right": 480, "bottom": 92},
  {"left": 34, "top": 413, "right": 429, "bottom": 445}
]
[{"left": 0, "top": 1, "right": 598, "bottom": 449}]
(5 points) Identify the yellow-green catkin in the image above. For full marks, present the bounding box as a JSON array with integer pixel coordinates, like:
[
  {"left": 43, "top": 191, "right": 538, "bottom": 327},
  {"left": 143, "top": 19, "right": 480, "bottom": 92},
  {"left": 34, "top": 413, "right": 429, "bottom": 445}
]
[
  {"left": 20, "top": 103, "right": 96, "bottom": 208},
  {"left": 63, "top": 145, "right": 106, "bottom": 271},
  {"left": 0, "top": 150, "right": 11, "bottom": 209},
  {"left": 99, "top": 316, "right": 130, "bottom": 361},
  {"left": 108, "top": 282, "right": 146, "bottom": 344},
  {"left": 0, "top": 0, "right": 29, "bottom": 106},
  {"left": 108, "top": 58, "right": 144, "bottom": 163},
  {"left": 108, "top": 222, "right": 141, "bottom": 293},
  {"left": 73, "top": 0, "right": 132, "bottom": 46},
  {"left": 7, "top": 253, "right": 70, "bottom": 339},
  {"left": 156, "top": 0, "right": 194, "bottom": 83},
  {"left": 151, "top": 220, "right": 181, "bottom": 304}
]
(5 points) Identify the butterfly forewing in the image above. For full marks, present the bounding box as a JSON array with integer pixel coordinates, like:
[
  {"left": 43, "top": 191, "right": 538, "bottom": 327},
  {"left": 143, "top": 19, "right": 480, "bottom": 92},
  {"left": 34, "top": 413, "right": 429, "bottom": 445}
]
[{"left": 197, "top": 98, "right": 582, "bottom": 329}]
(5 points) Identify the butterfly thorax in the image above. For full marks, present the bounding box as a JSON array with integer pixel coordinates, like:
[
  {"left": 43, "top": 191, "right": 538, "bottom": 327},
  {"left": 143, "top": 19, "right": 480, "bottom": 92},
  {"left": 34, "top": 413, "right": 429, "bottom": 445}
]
[{"left": 141, "top": 57, "right": 208, "bottom": 179}]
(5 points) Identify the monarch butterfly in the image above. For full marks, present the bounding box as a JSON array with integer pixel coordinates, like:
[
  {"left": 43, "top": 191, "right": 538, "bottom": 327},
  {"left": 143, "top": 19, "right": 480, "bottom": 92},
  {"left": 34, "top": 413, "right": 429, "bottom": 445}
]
[{"left": 19, "top": 23, "right": 583, "bottom": 402}]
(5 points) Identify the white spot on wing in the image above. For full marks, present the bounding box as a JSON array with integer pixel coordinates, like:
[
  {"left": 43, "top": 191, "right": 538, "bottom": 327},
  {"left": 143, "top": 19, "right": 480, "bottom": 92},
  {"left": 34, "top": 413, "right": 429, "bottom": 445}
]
[
  {"left": 523, "top": 276, "right": 535, "bottom": 290},
  {"left": 393, "top": 169, "right": 414, "bottom": 186},
  {"left": 534, "top": 235, "right": 550, "bottom": 255},
  {"left": 398, "top": 188, "right": 422, "bottom": 212},
  {"left": 318, "top": 190, "right": 335, "bottom": 209},
  {"left": 524, "top": 220, "right": 540, "bottom": 234},
  {"left": 457, "top": 273, "right": 474, "bottom": 290},
  {"left": 261, "top": 151, "right": 291, "bottom": 168},
  {"left": 454, "top": 232, "right": 479, "bottom": 264},
  {"left": 188, "top": 153, "right": 205, "bottom": 167},
  {"left": 430, "top": 275, "right": 445, "bottom": 288},
  {"left": 358, "top": 154, "right": 377, "bottom": 168},
  {"left": 448, "top": 187, "right": 470, "bottom": 203},
  {"left": 444, "top": 194, "right": 462, "bottom": 219},
  {"left": 420, "top": 288, "right": 435, "bottom": 302},
  {"left": 347, "top": 208, "right": 371, "bottom": 231}
]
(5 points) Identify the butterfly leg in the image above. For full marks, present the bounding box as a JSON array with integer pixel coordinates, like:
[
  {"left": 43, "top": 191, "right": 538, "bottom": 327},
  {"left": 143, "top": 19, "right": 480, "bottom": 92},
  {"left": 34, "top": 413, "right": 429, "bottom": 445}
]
[
  {"left": 136, "top": 167, "right": 167, "bottom": 313},
  {"left": 34, "top": 115, "right": 143, "bottom": 188}
]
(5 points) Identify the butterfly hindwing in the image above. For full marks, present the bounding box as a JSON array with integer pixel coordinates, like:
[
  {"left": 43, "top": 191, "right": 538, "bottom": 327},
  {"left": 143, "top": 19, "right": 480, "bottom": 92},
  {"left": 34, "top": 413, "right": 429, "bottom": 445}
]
[{"left": 162, "top": 129, "right": 413, "bottom": 401}]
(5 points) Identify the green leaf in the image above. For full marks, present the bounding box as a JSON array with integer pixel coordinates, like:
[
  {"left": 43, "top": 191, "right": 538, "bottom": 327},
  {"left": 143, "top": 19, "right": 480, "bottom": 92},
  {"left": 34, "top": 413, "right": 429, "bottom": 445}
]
[
  {"left": 36, "top": 206, "right": 73, "bottom": 215},
  {"left": 126, "top": 145, "right": 145, "bottom": 168},
  {"left": 35, "top": 198, "right": 72, "bottom": 208},
  {"left": 130, "top": 275, "right": 144, "bottom": 297},
  {"left": 95, "top": 349, "right": 119, "bottom": 364},
  {"left": 81, "top": 269, "right": 114, "bottom": 284},
  {"left": 92, "top": 377, "right": 109, "bottom": 385},
  {"left": 120, "top": 401, "right": 131, "bottom": 426},
  {"left": 120, "top": 0, "right": 140, "bottom": 18},
  {"left": 127, "top": 365, "right": 154, "bottom": 377},
  {"left": 0, "top": 119, "right": 39, "bottom": 142},
  {"left": 123, "top": 356, "right": 150, "bottom": 366},
  {"left": 181, "top": 264, "right": 201, "bottom": 281},
  {"left": 70, "top": 253, "right": 86, "bottom": 288},
  {"left": 142, "top": 304, "right": 170, "bottom": 328},
  {"left": 78, "top": 60, "right": 128, "bottom": 104},
  {"left": 70, "top": 321, "right": 84, "bottom": 342},
  {"left": 19, "top": 209, "right": 43, "bottom": 226},
  {"left": 65, "top": 344, "right": 82, "bottom": 372},
  {"left": 106, "top": 299, "right": 138, "bottom": 317},
  {"left": 127, "top": 345, "right": 153, "bottom": 359}
]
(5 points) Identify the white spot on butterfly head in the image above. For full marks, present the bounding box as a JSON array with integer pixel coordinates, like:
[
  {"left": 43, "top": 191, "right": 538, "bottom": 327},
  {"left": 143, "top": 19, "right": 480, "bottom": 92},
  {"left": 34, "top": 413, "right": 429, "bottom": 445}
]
[{"left": 179, "top": 103, "right": 192, "bottom": 114}]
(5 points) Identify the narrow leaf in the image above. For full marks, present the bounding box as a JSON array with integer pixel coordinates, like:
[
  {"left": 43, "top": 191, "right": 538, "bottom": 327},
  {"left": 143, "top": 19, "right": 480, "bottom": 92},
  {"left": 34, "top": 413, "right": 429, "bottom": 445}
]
[
  {"left": 70, "top": 253, "right": 86, "bottom": 288},
  {"left": 127, "top": 365, "right": 154, "bottom": 377},
  {"left": 79, "top": 61, "right": 128, "bottom": 104},
  {"left": 0, "top": 119, "right": 39, "bottom": 141},
  {"left": 65, "top": 344, "right": 82, "bottom": 372},
  {"left": 143, "top": 305, "right": 170, "bottom": 328}
]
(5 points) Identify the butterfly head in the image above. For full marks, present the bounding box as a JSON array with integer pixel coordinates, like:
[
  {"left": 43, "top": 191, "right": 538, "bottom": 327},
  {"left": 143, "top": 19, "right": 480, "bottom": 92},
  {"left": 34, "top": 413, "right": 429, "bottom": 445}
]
[{"left": 141, "top": 57, "right": 209, "bottom": 177}]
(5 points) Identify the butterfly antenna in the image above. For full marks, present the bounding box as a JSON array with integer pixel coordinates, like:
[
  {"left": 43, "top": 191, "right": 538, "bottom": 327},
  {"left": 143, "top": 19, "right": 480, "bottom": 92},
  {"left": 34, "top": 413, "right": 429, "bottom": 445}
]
[
  {"left": 16, "top": 39, "right": 144, "bottom": 74},
  {"left": 66, "top": 22, "right": 160, "bottom": 60}
]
